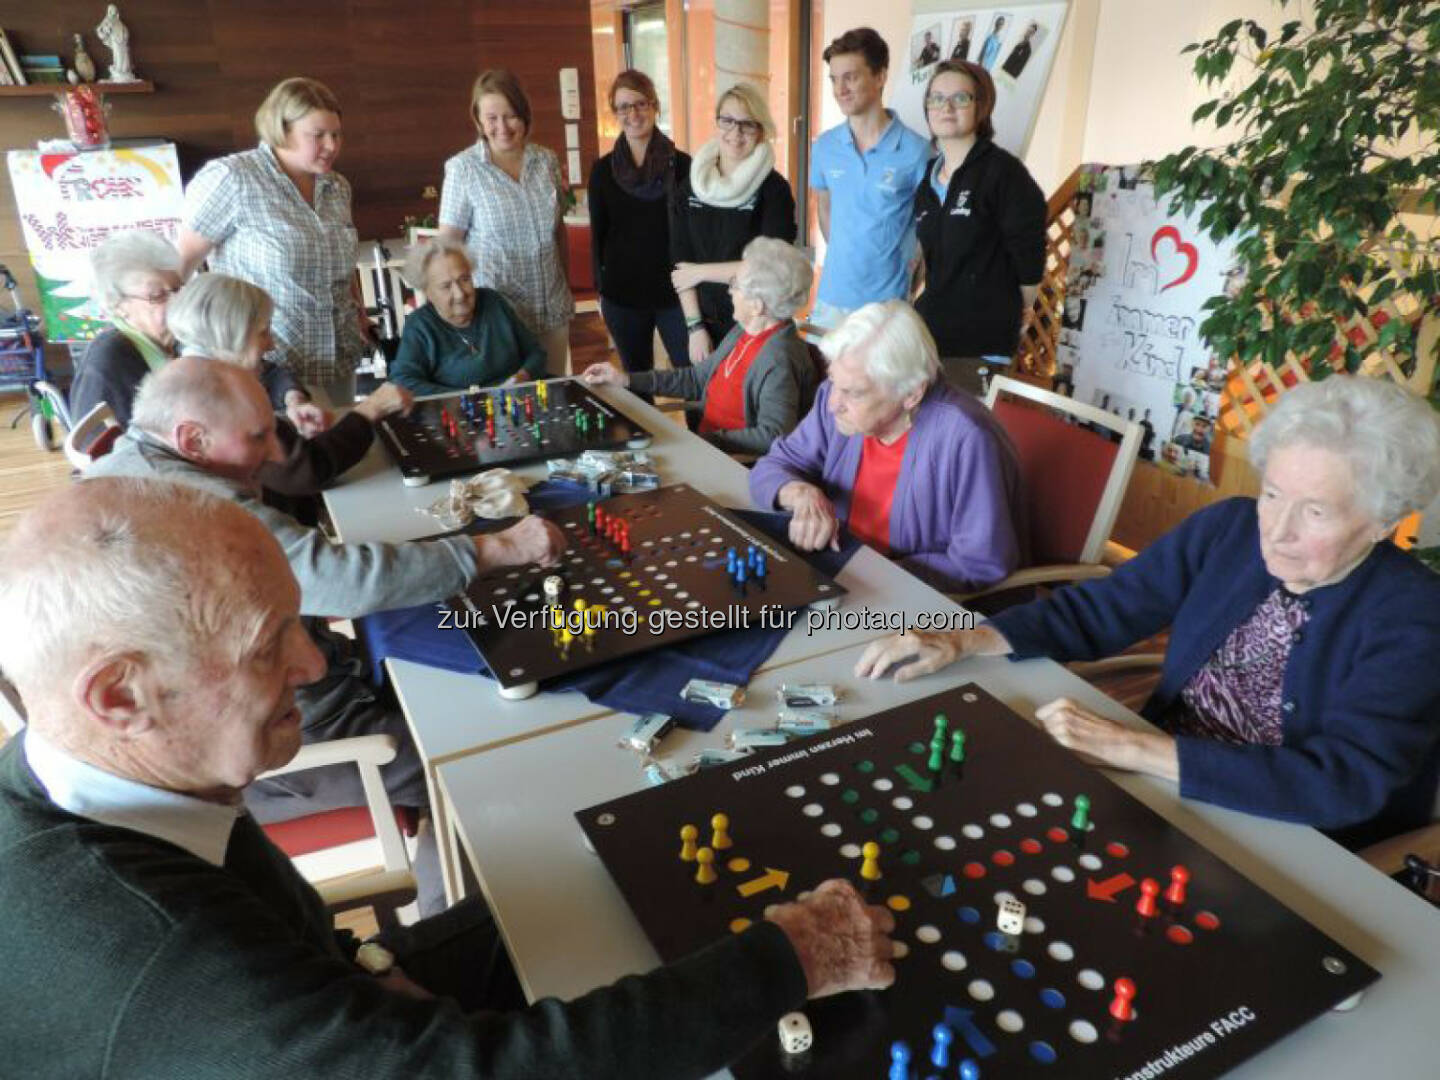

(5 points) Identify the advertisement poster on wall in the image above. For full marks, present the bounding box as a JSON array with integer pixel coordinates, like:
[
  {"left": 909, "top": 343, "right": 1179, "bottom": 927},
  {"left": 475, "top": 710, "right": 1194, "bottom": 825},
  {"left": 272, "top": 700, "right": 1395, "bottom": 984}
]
[
  {"left": 1055, "top": 164, "right": 1242, "bottom": 484},
  {"left": 895, "top": 0, "right": 1069, "bottom": 158},
  {"left": 6, "top": 141, "right": 183, "bottom": 343}
]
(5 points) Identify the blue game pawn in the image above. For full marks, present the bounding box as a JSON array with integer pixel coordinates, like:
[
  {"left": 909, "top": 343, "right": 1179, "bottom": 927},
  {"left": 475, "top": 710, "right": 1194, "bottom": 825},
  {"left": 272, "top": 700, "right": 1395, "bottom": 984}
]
[
  {"left": 929, "top": 1023, "right": 953, "bottom": 1070},
  {"left": 960, "top": 1061, "right": 980, "bottom": 1080},
  {"left": 888, "top": 1041, "right": 911, "bottom": 1080},
  {"left": 747, "top": 544, "right": 758, "bottom": 568},
  {"left": 754, "top": 553, "right": 767, "bottom": 579},
  {"left": 727, "top": 546, "right": 738, "bottom": 573},
  {"left": 735, "top": 562, "right": 747, "bottom": 586}
]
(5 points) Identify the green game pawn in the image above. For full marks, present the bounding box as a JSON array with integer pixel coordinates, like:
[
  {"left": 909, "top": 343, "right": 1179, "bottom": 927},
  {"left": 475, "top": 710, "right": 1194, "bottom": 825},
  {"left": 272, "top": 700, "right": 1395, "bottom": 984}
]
[
  {"left": 933, "top": 713, "right": 949, "bottom": 744},
  {"left": 1071, "top": 794, "right": 1091, "bottom": 832},
  {"left": 949, "top": 729, "right": 966, "bottom": 764},
  {"left": 927, "top": 740, "right": 945, "bottom": 772},
  {"left": 532, "top": 421, "right": 541, "bottom": 441}
]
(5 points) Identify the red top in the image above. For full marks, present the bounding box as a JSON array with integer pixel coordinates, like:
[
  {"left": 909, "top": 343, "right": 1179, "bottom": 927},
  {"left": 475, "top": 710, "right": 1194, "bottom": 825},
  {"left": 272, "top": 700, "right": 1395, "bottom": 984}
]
[
  {"left": 847, "top": 430, "right": 910, "bottom": 553},
  {"left": 700, "top": 322, "right": 786, "bottom": 436}
]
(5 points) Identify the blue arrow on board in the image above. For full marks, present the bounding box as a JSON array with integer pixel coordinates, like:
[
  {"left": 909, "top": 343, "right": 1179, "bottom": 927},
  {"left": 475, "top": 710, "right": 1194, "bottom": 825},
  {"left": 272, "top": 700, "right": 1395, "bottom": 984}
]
[{"left": 944, "top": 1006, "right": 996, "bottom": 1058}]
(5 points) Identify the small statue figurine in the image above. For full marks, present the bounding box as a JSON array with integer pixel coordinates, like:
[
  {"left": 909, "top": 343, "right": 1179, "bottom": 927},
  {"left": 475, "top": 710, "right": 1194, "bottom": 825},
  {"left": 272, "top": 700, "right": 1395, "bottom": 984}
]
[
  {"left": 72, "top": 33, "right": 96, "bottom": 83},
  {"left": 95, "top": 4, "right": 138, "bottom": 83}
]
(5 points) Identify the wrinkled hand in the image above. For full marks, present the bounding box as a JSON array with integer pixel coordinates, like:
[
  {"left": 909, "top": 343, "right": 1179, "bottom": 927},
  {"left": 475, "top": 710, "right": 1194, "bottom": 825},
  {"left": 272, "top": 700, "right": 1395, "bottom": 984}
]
[
  {"left": 579, "top": 362, "right": 627, "bottom": 388},
  {"left": 780, "top": 482, "right": 840, "bottom": 552},
  {"left": 1034, "top": 698, "right": 1178, "bottom": 779},
  {"left": 686, "top": 326, "right": 713, "bottom": 367},
  {"left": 477, "top": 515, "right": 566, "bottom": 570},
  {"left": 504, "top": 371, "right": 532, "bottom": 386},
  {"left": 671, "top": 262, "right": 707, "bottom": 292},
  {"left": 854, "top": 630, "right": 963, "bottom": 682},
  {"left": 286, "top": 398, "right": 331, "bottom": 436},
  {"left": 354, "top": 382, "right": 414, "bottom": 422},
  {"left": 765, "top": 879, "right": 895, "bottom": 999}
]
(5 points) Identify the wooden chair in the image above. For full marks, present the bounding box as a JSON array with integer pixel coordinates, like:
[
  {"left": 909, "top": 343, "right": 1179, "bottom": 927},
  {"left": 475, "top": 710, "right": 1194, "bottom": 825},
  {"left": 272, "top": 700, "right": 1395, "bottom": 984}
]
[{"left": 62, "top": 401, "right": 123, "bottom": 472}]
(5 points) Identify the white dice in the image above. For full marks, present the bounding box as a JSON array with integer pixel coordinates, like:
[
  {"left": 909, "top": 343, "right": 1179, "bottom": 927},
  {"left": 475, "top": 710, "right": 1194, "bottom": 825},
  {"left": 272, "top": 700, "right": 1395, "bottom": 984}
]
[
  {"left": 778, "top": 1011, "right": 813, "bottom": 1053},
  {"left": 997, "top": 896, "right": 1026, "bottom": 935}
]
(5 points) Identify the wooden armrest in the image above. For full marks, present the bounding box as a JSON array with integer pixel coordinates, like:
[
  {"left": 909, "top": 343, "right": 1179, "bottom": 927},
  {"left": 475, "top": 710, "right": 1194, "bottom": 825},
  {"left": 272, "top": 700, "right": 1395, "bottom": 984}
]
[
  {"left": 258, "top": 734, "right": 398, "bottom": 779},
  {"left": 951, "top": 563, "right": 1111, "bottom": 603},
  {"left": 317, "top": 869, "right": 417, "bottom": 910},
  {"left": 1068, "top": 654, "right": 1166, "bottom": 679}
]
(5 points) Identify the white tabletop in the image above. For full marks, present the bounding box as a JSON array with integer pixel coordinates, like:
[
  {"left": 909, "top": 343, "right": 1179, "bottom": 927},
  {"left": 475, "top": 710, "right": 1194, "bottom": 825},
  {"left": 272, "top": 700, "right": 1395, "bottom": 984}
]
[{"left": 438, "top": 641, "right": 1440, "bottom": 1080}]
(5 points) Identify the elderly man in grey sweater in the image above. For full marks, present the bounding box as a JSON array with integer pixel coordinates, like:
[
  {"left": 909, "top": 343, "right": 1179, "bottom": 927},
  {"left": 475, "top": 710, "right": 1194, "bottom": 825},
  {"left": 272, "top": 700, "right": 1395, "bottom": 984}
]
[{"left": 89, "top": 356, "right": 564, "bottom": 912}]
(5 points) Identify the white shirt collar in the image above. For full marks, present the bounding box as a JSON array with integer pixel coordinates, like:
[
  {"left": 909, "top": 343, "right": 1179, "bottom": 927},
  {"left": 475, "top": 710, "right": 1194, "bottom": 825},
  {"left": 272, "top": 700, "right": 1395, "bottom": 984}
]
[{"left": 23, "top": 729, "right": 241, "bottom": 867}]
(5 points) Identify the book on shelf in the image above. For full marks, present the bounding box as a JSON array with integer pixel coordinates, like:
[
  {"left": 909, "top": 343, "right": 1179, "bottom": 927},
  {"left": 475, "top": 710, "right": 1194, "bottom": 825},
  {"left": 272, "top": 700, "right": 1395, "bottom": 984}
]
[
  {"left": 19, "top": 54, "right": 64, "bottom": 85},
  {"left": 0, "top": 30, "right": 26, "bottom": 85}
]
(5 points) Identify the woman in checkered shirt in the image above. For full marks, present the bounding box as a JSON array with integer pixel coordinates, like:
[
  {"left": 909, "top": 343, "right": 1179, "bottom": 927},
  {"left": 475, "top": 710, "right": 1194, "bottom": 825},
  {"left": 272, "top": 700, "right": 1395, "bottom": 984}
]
[
  {"left": 439, "top": 69, "right": 575, "bottom": 378},
  {"left": 177, "top": 77, "right": 367, "bottom": 410}
]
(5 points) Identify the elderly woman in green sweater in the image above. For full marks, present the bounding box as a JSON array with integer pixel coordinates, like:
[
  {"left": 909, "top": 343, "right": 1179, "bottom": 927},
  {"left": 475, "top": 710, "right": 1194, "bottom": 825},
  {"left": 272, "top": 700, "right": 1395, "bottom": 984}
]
[
  {"left": 389, "top": 237, "right": 548, "bottom": 396},
  {"left": 581, "top": 237, "right": 817, "bottom": 456}
]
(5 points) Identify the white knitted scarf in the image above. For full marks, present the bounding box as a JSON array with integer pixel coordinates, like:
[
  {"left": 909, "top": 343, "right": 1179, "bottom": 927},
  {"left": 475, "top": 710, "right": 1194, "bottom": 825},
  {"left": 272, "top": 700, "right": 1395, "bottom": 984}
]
[{"left": 688, "top": 138, "right": 775, "bottom": 209}]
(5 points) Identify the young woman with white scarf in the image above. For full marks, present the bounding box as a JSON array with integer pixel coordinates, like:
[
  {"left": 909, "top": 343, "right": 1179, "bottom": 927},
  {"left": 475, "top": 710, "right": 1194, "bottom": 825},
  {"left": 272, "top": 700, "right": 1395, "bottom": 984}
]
[{"left": 669, "top": 83, "right": 797, "bottom": 366}]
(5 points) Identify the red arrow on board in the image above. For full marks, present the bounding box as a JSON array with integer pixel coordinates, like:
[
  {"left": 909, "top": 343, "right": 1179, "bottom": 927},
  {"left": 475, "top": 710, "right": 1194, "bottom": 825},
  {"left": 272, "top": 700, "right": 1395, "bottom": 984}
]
[{"left": 1087, "top": 872, "right": 1136, "bottom": 903}]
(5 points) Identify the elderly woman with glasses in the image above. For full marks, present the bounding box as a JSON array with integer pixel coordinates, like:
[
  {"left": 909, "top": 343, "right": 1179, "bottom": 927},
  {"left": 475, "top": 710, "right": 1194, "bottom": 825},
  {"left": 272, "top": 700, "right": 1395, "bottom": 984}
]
[
  {"left": 750, "top": 301, "right": 1023, "bottom": 592},
  {"left": 670, "top": 83, "right": 797, "bottom": 367},
  {"left": 388, "top": 237, "right": 547, "bottom": 396},
  {"left": 858, "top": 377, "right": 1440, "bottom": 850},
  {"left": 69, "top": 230, "right": 182, "bottom": 429},
  {"left": 439, "top": 69, "right": 573, "bottom": 376},
  {"left": 583, "top": 238, "right": 816, "bottom": 456},
  {"left": 913, "top": 61, "right": 1045, "bottom": 395}
]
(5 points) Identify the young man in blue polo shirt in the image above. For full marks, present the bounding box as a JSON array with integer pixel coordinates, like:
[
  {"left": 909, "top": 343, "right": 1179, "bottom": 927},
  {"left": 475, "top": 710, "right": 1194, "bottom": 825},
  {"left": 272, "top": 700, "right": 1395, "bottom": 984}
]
[{"left": 809, "top": 27, "right": 932, "bottom": 329}]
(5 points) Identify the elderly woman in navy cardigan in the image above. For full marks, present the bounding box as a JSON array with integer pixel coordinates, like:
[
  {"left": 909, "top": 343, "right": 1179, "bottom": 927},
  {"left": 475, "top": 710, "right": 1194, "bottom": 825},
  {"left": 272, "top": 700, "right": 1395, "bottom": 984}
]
[
  {"left": 749, "top": 301, "right": 1024, "bottom": 592},
  {"left": 857, "top": 377, "right": 1440, "bottom": 849}
]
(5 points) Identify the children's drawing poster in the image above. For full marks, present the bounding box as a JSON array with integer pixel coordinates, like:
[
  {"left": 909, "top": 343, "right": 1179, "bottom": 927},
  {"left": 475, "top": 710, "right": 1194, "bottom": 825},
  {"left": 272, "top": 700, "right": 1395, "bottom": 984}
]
[
  {"left": 897, "top": 1, "right": 1069, "bottom": 158},
  {"left": 6, "top": 142, "right": 183, "bottom": 343},
  {"left": 1054, "top": 164, "right": 1241, "bottom": 484}
]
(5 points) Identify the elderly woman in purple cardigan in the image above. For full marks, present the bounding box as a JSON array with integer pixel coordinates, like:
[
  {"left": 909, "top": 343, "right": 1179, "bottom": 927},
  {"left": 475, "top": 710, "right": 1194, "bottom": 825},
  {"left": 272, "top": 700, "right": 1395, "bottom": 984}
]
[
  {"left": 749, "top": 301, "right": 1023, "bottom": 593},
  {"left": 857, "top": 376, "right": 1440, "bottom": 849}
]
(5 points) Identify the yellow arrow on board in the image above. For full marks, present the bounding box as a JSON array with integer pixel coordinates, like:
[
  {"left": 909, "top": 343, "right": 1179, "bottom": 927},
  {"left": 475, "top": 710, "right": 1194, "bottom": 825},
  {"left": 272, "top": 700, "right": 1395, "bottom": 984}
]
[{"left": 737, "top": 868, "right": 790, "bottom": 898}]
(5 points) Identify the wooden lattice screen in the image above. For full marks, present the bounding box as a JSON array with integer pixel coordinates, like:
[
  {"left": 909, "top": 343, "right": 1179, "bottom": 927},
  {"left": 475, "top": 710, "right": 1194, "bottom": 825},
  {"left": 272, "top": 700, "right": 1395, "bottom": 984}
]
[{"left": 1013, "top": 167, "right": 1081, "bottom": 380}]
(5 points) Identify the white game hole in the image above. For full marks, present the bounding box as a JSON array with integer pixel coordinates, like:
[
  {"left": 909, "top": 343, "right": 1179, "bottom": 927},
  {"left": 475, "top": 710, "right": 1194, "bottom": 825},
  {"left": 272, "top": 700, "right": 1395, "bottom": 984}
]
[
  {"left": 1022, "top": 879, "right": 1047, "bottom": 896},
  {"left": 915, "top": 925, "right": 942, "bottom": 945},
  {"left": 912, "top": 815, "right": 934, "bottom": 830},
  {"left": 1016, "top": 802, "right": 1038, "bottom": 817},
  {"left": 941, "top": 951, "right": 968, "bottom": 972},
  {"left": 1042, "top": 792, "right": 1063, "bottom": 807},
  {"left": 968, "top": 979, "right": 994, "bottom": 1002},
  {"left": 1078, "top": 854, "right": 1103, "bottom": 871},
  {"left": 996, "top": 1010, "right": 1024, "bottom": 1034},
  {"left": 934, "top": 835, "right": 957, "bottom": 851},
  {"left": 1047, "top": 941, "right": 1074, "bottom": 962},
  {"left": 785, "top": 785, "right": 805, "bottom": 798},
  {"left": 1051, "top": 866, "right": 1076, "bottom": 884},
  {"left": 989, "top": 813, "right": 1012, "bottom": 828},
  {"left": 891, "top": 796, "right": 914, "bottom": 810},
  {"left": 1069, "top": 1020, "right": 1099, "bottom": 1044},
  {"left": 962, "top": 824, "right": 984, "bottom": 839},
  {"left": 1077, "top": 969, "right": 1105, "bottom": 991}
]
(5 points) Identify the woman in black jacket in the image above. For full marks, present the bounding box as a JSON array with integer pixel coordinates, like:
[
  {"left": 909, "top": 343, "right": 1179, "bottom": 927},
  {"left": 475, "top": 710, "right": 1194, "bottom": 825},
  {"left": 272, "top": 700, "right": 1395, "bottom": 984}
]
[
  {"left": 589, "top": 69, "right": 692, "bottom": 386},
  {"left": 913, "top": 60, "right": 1046, "bottom": 395}
]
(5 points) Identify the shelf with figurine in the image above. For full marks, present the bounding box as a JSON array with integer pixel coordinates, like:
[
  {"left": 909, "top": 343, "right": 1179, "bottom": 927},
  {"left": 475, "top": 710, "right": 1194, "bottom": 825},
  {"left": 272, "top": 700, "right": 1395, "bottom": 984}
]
[{"left": 0, "top": 81, "right": 153, "bottom": 97}]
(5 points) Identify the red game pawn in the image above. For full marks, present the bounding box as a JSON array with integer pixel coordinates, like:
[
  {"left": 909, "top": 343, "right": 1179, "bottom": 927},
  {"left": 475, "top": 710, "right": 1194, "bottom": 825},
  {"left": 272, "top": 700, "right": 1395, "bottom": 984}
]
[
  {"left": 1135, "top": 877, "right": 1160, "bottom": 918},
  {"left": 1109, "top": 977, "right": 1137, "bottom": 1022},
  {"left": 1165, "top": 865, "right": 1190, "bottom": 906}
]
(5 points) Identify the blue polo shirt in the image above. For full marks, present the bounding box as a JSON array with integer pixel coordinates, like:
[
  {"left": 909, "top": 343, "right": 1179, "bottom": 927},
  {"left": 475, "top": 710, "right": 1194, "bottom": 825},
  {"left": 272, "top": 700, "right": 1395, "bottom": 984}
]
[{"left": 810, "top": 112, "right": 932, "bottom": 308}]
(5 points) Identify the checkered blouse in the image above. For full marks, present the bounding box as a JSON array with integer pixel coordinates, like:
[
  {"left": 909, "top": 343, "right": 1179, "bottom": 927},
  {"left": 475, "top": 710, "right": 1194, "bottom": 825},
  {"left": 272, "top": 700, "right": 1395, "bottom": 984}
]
[
  {"left": 438, "top": 141, "right": 574, "bottom": 334},
  {"left": 183, "top": 144, "right": 366, "bottom": 383}
]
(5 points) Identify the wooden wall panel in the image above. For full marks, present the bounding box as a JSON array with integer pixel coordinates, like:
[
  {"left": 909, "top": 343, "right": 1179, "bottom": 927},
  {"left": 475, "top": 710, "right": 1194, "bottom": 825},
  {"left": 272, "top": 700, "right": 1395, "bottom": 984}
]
[{"left": 0, "top": 0, "right": 598, "bottom": 369}]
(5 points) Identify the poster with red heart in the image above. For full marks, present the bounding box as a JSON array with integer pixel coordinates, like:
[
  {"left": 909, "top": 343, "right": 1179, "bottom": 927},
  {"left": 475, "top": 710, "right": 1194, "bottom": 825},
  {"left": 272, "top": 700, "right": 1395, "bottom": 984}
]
[{"left": 1054, "top": 163, "right": 1241, "bottom": 484}]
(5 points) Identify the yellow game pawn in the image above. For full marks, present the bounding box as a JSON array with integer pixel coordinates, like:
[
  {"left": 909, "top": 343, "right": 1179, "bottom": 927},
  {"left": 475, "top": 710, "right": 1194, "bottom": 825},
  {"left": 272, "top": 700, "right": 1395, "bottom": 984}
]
[
  {"left": 711, "top": 812, "right": 733, "bottom": 850},
  {"left": 679, "top": 824, "right": 698, "bottom": 862},
  {"left": 695, "top": 846, "right": 717, "bottom": 885},
  {"left": 860, "top": 841, "right": 882, "bottom": 881},
  {"left": 559, "top": 627, "right": 574, "bottom": 658}
]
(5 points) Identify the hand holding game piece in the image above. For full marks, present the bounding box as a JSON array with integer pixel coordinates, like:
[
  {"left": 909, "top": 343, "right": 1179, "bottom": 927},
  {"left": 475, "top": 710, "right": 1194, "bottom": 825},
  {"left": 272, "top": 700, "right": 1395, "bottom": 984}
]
[
  {"left": 285, "top": 396, "right": 331, "bottom": 436},
  {"left": 853, "top": 625, "right": 1012, "bottom": 683},
  {"left": 776, "top": 481, "right": 842, "bottom": 553},
  {"left": 763, "top": 878, "right": 896, "bottom": 999},
  {"left": 579, "top": 362, "right": 629, "bottom": 388},
  {"left": 1035, "top": 698, "right": 1180, "bottom": 781},
  {"left": 476, "top": 515, "right": 567, "bottom": 570},
  {"left": 355, "top": 382, "right": 415, "bottom": 422}
]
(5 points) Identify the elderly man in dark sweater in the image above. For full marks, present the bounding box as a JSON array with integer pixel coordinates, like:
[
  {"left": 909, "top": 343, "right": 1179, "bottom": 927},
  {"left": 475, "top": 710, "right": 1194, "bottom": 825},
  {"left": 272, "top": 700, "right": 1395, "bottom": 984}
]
[{"left": 0, "top": 479, "right": 896, "bottom": 1078}]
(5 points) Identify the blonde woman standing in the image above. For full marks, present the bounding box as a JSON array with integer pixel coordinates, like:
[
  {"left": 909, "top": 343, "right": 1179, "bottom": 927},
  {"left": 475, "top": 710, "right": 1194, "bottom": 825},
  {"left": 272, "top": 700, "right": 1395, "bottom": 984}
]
[
  {"left": 669, "top": 83, "right": 797, "bottom": 366},
  {"left": 439, "top": 69, "right": 574, "bottom": 376}
]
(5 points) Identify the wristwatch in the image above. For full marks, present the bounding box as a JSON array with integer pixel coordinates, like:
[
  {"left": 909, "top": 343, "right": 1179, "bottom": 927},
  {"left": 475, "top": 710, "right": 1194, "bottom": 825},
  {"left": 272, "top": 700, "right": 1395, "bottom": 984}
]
[{"left": 354, "top": 941, "right": 397, "bottom": 976}]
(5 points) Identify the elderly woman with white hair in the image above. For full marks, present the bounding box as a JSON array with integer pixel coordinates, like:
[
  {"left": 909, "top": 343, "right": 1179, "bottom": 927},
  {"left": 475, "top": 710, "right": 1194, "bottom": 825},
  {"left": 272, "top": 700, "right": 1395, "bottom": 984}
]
[
  {"left": 858, "top": 376, "right": 1440, "bottom": 849},
  {"left": 582, "top": 237, "right": 817, "bottom": 455},
  {"left": 389, "top": 237, "right": 548, "bottom": 396},
  {"left": 68, "top": 230, "right": 181, "bottom": 428},
  {"left": 749, "top": 300, "right": 1023, "bottom": 591}
]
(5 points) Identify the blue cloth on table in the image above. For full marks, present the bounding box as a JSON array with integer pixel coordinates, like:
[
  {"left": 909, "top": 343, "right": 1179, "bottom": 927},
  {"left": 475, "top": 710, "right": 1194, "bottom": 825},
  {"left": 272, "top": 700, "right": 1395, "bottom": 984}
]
[{"left": 356, "top": 486, "right": 859, "bottom": 731}]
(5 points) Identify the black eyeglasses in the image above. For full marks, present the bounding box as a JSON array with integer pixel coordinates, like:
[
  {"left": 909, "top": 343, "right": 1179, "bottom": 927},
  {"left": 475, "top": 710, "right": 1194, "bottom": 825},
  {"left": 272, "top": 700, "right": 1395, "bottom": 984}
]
[
  {"left": 925, "top": 91, "right": 976, "bottom": 111},
  {"left": 615, "top": 101, "right": 653, "bottom": 117},
  {"left": 716, "top": 114, "right": 763, "bottom": 137}
]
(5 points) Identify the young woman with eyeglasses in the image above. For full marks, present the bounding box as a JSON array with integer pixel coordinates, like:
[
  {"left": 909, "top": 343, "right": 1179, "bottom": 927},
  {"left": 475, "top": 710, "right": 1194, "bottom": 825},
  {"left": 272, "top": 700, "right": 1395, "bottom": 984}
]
[
  {"left": 586, "top": 70, "right": 693, "bottom": 392},
  {"left": 912, "top": 60, "right": 1046, "bottom": 396},
  {"left": 668, "top": 83, "right": 797, "bottom": 366}
]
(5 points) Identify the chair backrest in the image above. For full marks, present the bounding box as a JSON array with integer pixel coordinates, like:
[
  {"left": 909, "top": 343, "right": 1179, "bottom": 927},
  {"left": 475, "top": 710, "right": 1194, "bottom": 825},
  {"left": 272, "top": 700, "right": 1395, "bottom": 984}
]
[
  {"left": 63, "top": 402, "right": 122, "bottom": 472},
  {"left": 984, "top": 375, "right": 1141, "bottom": 565}
]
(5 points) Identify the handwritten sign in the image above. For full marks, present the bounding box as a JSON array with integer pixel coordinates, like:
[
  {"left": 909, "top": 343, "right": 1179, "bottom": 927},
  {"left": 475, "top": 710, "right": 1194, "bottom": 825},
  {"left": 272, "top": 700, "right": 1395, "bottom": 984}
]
[{"left": 1055, "top": 164, "right": 1240, "bottom": 484}]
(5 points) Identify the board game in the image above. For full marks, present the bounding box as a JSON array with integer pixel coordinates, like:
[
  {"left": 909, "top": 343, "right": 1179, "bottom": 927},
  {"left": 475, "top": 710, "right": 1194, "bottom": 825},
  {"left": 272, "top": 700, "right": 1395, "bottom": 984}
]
[
  {"left": 448, "top": 484, "right": 845, "bottom": 697},
  {"left": 577, "top": 685, "right": 1378, "bottom": 1079},
  {"left": 375, "top": 378, "right": 652, "bottom": 485}
]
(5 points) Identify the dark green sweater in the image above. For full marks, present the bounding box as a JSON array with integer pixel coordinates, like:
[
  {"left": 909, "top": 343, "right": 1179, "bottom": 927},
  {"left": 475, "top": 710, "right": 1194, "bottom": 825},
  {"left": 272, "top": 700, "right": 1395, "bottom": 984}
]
[
  {"left": 390, "top": 294, "right": 548, "bottom": 397},
  {"left": 0, "top": 737, "right": 808, "bottom": 1078}
]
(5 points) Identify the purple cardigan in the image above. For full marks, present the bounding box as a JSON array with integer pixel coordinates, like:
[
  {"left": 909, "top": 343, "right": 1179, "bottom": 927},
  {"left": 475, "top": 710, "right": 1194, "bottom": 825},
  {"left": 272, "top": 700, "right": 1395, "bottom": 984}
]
[{"left": 749, "top": 380, "right": 1023, "bottom": 591}]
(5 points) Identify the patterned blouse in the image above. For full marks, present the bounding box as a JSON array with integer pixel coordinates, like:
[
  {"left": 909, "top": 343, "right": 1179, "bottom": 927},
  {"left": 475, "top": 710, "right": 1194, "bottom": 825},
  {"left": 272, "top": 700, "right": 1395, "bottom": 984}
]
[
  {"left": 439, "top": 141, "right": 574, "bottom": 334},
  {"left": 183, "top": 144, "right": 365, "bottom": 384},
  {"left": 1168, "top": 587, "right": 1311, "bottom": 745}
]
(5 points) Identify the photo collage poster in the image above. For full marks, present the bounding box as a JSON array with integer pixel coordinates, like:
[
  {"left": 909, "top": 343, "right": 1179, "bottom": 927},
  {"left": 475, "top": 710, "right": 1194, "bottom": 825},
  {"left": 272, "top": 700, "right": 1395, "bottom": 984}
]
[
  {"left": 895, "top": 2, "right": 1069, "bottom": 159},
  {"left": 1055, "top": 164, "right": 1242, "bottom": 484}
]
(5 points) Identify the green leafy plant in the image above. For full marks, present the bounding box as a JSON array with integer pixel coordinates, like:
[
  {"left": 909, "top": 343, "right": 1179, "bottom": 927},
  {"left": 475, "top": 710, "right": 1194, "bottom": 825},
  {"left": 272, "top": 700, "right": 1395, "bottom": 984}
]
[{"left": 1151, "top": 0, "right": 1440, "bottom": 405}]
